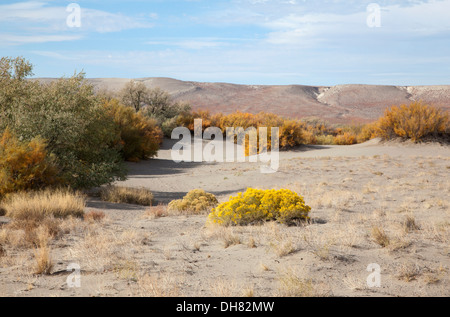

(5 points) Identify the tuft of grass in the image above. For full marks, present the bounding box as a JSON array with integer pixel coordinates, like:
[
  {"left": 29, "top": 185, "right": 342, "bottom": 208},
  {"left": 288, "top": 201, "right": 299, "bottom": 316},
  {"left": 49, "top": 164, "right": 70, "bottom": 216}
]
[
  {"left": 3, "top": 189, "right": 85, "bottom": 221},
  {"left": 402, "top": 215, "right": 420, "bottom": 233},
  {"left": 397, "top": 262, "right": 421, "bottom": 282},
  {"left": 100, "top": 185, "right": 154, "bottom": 206},
  {"left": 277, "top": 268, "right": 320, "bottom": 297},
  {"left": 84, "top": 211, "right": 106, "bottom": 222},
  {"left": 143, "top": 205, "right": 168, "bottom": 219},
  {"left": 33, "top": 228, "right": 53, "bottom": 275},
  {"left": 371, "top": 226, "right": 390, "bottom": 248}
]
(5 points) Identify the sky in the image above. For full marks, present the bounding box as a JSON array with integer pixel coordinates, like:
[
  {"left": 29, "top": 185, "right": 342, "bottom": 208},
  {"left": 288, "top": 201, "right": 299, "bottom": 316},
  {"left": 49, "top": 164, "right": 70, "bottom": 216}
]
[{"left": 0, "top": 0, "right": 449, "bottom": 85}]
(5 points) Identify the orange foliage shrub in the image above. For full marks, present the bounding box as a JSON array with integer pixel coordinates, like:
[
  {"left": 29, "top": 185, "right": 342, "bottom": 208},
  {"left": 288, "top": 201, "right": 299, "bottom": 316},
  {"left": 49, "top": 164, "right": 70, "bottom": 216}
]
[
  {"left": 103, "top": 99, "right": 163, "bottom": 162},
  {"left": 375, "top": 101, "right": 449, "bottom": 142},
  {"left": 0, "top": 129, "right": 59, "bottom": 198}
]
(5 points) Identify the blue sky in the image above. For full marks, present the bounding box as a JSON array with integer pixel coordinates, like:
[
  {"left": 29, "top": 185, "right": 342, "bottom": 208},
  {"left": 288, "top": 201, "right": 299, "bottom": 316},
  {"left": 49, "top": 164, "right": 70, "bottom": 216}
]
[{"left": 1, "top": 0, "right": 449, "bottom": 85}]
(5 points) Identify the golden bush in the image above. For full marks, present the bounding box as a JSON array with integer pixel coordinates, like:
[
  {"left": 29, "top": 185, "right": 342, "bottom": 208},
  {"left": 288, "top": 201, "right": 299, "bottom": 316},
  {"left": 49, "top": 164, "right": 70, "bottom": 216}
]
[
  {"left": 208, "top": 188, "right": 311, "bottom": 226},
  {"left": 168, "top": 189, "right": 218, "bottom": 214},
  {"left": 0, "top": 129, "right": 60, "bottom": 199},
  {"left": 103, "top": 99, "right": 163, "bottom": 162},
  {"left": 376, "top": 101, "right": 449, "bottom": 142}
]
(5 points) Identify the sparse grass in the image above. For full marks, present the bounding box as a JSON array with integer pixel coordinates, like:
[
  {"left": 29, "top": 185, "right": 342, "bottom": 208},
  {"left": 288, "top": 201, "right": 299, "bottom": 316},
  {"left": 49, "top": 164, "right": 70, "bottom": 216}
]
[
  {"left": 100, "top": 185, "right": 154, "bottom": 206},
  {"left": 397, "top": 262, "right": 421, "bottom": 282},
  {"left": 277, "top": 268, "right": 323, "bottom": 297},
  {"left": 210, "top": 278, "right": 238, "bottom": 297},
  {"left": 143, "top": 204, "right": 168, "bottom": 219},
  {"left": 136, "top": 273, "right": 182, "bottom": 297},
  {"left": 402, "top": 215, "right": 420, "bottom": 233},
  {"left": 206, "top": 225, "right": 241, "bottom": 248},
  {"left": 32, "top": 228, "right": 53, "bottom": 275},
  {"left": 84, "top": 211, "right": 106, "bottom": 223},
  {"left": 3, "top": 189, "right": 85, "bottom": 221}
]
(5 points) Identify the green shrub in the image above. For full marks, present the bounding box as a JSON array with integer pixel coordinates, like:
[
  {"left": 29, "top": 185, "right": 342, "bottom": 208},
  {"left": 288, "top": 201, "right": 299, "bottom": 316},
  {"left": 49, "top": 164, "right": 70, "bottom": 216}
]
[
  {"left": 0, "top": 57, "right": 126, "bottom": 189},
  {"left": 168, "top": 189, "right": 218, "bottom": 214},
  {"left": 207, "top": 188, "right": 311, "bottom": 226}
]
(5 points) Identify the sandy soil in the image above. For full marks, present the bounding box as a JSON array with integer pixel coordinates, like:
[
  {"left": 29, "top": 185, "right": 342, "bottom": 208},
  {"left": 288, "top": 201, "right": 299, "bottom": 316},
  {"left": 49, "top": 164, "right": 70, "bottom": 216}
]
[{"left": 1, "top": 139, "right": 449, "bottom": 297}]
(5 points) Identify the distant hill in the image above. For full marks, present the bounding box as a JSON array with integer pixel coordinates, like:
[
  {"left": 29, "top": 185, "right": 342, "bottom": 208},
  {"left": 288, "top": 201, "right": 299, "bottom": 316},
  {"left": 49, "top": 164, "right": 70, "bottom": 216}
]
[{"left": 36, "top": 77, "right": 450, "bottom": 124}]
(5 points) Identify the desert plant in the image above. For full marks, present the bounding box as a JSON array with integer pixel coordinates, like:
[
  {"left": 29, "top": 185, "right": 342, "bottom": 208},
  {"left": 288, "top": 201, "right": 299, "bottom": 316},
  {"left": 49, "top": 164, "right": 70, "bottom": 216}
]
[
  {"left": 120, "top": 80, "right": 149, "bottom": 112},
  {"left": 0, "top": 129, "right": 60, "bottom": 199},
  {"left": 375, "top": 101, "right": 449, "bottom": 142},
  {"left": 208, "top": 188, "right": 311, "bottom": 226},
  {"left": 334, "top": 132, "right": 357, "bottom": 145},
  {"left": 100, "top": 185, "right": 154, "bottom": 206},
  {"left": 371, "top": 226, "right": 390, "bottom": 248},
  {"left": 168, "top": 189, "right": 218, "bottom": 214},
  {"left": 0, "top": 57, "right": 127, "bottom": 189},
  {"left": 103, "top": 99, "right": 163, "bottom": 162},
  {"left": 3, "top": 189, "right": 85, "bottom": 221}
]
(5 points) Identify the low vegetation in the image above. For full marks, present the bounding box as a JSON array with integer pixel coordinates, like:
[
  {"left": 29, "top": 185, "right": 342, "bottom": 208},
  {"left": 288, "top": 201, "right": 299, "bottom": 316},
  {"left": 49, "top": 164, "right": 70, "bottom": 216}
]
[
  {"left": 168, "top": 189, "right": 218, "bottom": 214},
  {"left": 376, "top": 101, "right": 449, "bottom": 142},
  {"left": 100, "top": 185, "right": 154, "bottom": 206},
  {"left": 2, "top": 189, "right": 85, "bottom": 221},
  {"left": 207, "top": 188, "right": 311, "bottom": 226}
]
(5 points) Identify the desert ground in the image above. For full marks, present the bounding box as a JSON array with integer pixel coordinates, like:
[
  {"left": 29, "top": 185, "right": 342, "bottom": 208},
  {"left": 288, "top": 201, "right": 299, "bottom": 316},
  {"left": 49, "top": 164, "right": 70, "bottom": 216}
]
[{"left": 0, "top": 138, "right": 449, "bottom": 297}]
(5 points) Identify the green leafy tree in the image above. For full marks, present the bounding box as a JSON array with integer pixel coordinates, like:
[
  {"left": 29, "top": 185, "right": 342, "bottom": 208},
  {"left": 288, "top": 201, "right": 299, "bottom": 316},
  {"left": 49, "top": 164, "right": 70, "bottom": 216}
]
[{"left": 0, "top": 57, "right": 126, "bottom": 189}]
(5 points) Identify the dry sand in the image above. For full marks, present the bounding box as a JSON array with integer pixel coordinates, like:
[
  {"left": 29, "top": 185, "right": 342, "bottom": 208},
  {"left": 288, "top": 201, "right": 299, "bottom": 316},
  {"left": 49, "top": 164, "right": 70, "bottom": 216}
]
[{"left": 1, "top": 139, "right": 449, "bottom": 297}]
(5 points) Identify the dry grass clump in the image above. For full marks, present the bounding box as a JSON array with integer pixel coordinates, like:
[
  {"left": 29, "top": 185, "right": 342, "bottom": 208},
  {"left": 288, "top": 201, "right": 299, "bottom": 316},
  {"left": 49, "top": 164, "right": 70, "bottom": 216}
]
[
  {"left": 168, "top": 189, "right": 218, "bottom": 215},
  {"left": 84, "top": 210, "right": 106, "bottom": 222},
  {"left": 396, "top": 262, "right": 422, "bottom": 282},
  {"left": 32, "top": 228, "right": 53, "bottom": 275},
  {"left": 371, "top": 226, "right": 390, "bottom": 248},
  {"left": 136, "top": 273, "right": 182, "bottom": 297},
  {"left": 100, "top": 185, "right": 154, "bottom": 206},
  {"left": 143, "top": 204, "right": 169, "bottom": 219},
  {"left": 2, "top": 189, "right": 85, "bottom": 221},
  {"left": 277, "top": 268, "right": 329, "bottom": 297}
]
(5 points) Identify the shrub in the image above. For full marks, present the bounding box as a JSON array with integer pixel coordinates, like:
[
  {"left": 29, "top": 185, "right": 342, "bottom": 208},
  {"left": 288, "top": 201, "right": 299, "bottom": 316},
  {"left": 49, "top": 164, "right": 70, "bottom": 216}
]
[
  {"left": 208, "top": 188, "right": 311, "bottom": 226},
  {"left": 103, "top": 99, "right": 163, "bottom": 162},
  {"left": 3, "top": 189, "right": 85, "bottom": 221},
  {"left": 375, "top": 101, "right": 449, "bottom": 142},
  {"left": 280, "top": 120, "right": 304, "bottom": 149},
  {"left": 333, "top": 132, "right": 357, "bottom": 145},
  {"left": 168, "top": 189, "right": 218, "bottom": 214},
  {"left": 0, "top": 129, "right": 60, "bottom": 199},
  {"left": 1, "top": 57, "right": 126, "bottom": 189},
  {"left": 357, "top": 122, "right": 378, "bottom": 143},
  {"left": 99, "top": 185, "right": 154, "bottom": 206}
]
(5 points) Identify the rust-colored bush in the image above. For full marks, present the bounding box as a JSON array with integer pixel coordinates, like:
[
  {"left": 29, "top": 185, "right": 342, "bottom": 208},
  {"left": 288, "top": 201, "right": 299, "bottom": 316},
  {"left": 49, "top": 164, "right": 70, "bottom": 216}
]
[
  {"left": 0, "top": 129, "right": 60, "bottom": 199},
  {"left": 103, "top": 99, "right": 163, "bottom": 162},
  {"left": 375, "top": 101, "right": 449, "bottom": 142}
]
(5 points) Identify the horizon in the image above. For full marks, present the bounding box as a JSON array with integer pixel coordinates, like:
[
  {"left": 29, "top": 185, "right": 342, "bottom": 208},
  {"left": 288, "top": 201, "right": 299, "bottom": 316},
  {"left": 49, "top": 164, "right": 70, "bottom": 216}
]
[{"left": 2, "top": 0, "right": 450, "bottom": 86}]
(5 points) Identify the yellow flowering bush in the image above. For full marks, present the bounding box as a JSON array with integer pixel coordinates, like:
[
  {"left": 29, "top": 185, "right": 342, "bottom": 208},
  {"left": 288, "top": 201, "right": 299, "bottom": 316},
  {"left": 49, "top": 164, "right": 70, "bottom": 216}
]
[
  {"left": 207, "top": 188, "right": 311, "bottom": 226},
  {"left": 168, "top": 189, "right": 218, "bottom": 214}
]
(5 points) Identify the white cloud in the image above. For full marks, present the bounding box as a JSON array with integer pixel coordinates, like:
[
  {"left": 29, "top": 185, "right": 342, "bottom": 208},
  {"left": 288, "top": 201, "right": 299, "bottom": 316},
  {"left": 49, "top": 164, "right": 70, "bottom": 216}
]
[{"left": 0, "top": 1, "right": 154, "bottom": 45}]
